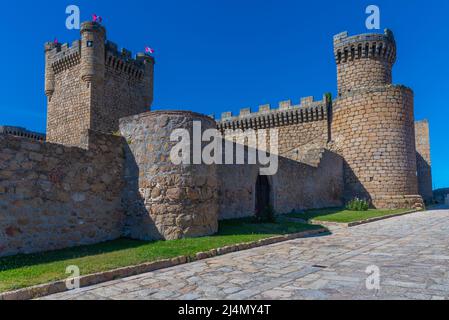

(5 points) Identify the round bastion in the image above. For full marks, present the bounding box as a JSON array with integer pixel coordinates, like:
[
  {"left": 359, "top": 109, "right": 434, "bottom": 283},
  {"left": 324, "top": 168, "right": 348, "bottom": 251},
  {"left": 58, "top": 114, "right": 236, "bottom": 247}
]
[
  {"left": 119, "top": 111, "right": 219, "bottom": 241},
  {"left": 332, "top": 30, "right": 423, "bottom": 209}
]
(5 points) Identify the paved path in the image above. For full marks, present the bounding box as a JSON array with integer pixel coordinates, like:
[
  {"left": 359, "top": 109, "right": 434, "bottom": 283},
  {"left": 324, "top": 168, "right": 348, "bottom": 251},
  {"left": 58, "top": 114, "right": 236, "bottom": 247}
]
[{"left": 43, "top": 207, "right": 449, "bottom": 300}]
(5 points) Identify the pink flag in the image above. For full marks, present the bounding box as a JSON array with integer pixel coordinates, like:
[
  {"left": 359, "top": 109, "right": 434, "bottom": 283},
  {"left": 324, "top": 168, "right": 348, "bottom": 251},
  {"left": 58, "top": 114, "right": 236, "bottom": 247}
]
[
  {"left": 92, "top": 14, "right": 103, "bottom": 23},
  {"left": 54, "top": 38, "right": 59, "bottom": 44},
  {"left": 145, "top": 46, "right": 155, "bottom": 54}
]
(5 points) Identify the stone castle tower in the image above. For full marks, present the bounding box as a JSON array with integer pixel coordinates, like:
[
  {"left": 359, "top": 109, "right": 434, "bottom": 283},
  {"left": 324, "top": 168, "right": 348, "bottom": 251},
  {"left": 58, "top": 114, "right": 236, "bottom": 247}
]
[
  {"left": 45, "top": 21, "right": 155, "bottom": 147},
  {"left": 331, "top": 30, "right": 424, "bottom": 208}
]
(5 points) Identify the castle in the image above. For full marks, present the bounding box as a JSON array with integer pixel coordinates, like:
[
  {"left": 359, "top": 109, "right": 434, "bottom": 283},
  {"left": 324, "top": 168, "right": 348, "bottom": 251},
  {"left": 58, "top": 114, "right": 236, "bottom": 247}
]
[{"left": 0, "top": 22, "right": 432, "bottom": 257}]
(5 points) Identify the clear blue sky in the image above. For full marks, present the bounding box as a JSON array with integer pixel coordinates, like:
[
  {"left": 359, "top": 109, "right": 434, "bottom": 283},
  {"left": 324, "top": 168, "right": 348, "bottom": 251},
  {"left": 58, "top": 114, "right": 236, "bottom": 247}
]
[{"left": 1, "top": 0, "right": 448, "bottom": 189}]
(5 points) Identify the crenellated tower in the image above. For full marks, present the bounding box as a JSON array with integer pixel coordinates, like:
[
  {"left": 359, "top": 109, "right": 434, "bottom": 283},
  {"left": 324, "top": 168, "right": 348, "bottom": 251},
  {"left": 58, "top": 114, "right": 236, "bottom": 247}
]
[
  {"left": 331, "top": 30, "right": 424, "bottom": 209},
  {"left": 45, "top": 21, "right": 155, "bottom": 147},
  {"left": 334, "top": 30, "right": 396, "bottom": 96}
]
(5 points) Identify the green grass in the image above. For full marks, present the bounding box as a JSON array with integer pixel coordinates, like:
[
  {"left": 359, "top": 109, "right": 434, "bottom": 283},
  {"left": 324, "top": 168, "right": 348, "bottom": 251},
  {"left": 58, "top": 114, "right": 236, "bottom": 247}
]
[
  {"left": 0, "top": 218, "right": 322, "bottom": 293},
  {"left": 287, "top": 207, "right": 412, "bottom": 223}
]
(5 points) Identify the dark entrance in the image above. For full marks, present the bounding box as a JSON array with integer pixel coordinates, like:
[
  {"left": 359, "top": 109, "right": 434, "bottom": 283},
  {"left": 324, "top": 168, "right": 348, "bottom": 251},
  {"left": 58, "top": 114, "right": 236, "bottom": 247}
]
[{"left": 255, "top": 175, "right": 271, "bottom": 216}]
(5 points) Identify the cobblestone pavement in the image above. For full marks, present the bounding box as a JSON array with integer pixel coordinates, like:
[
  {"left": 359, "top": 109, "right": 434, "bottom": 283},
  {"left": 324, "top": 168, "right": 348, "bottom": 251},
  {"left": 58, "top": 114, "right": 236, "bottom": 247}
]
[{"left": 43, "top": 207, "right": 449, "bottom": 300}]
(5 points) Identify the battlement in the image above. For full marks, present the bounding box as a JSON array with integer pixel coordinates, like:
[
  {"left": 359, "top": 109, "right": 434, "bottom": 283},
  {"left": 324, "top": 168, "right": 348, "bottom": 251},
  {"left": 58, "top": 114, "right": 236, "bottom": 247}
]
[
  {"left": 105, "top": 41, "right": 154, "bottom": 65},
  {"left": 217, "top": 94, "right": 329, "bottom": 131},
  {"left": 46, "top": 41, "right": 82, "bottom": 74},
  {"left": 333, "top": 29, "right": 396, "bottom": 65},
  {"left": 105, "top": 41, "right": 154, "bottom": 81},
  {"left": 0, "top": 125, "right": 46, "bottom": 142},
  {"left": 45, "top": 40, "right": 81, "bottom": 57},
  {"left": 44, "top": 43, "right": 154, "bottom": 81},
  {"left": 80, "top": 21, "right": 106, "bottom": 34},
  {"left": 44, "top": 22, "right": 155, "bottom": 80}
]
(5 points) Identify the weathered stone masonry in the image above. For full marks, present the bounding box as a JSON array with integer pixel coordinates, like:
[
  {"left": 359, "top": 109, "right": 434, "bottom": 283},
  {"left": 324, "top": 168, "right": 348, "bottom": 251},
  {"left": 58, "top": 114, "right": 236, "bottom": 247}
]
[
  {"left": 217, "top": 31, "right": 432, "bottom": 209},
  {"left": 217, "top": 149, "right": 344, "bottom": 220},
  {"left": 216, "top": 96, "right": 343, "bottom": 219},
  {"left": 0, "top": 131, "right": 124, "bottom": 256},
  {"left": 415, "top": 120, "right": 433, "bottom": 203},
  {"left": 0, "top": 23, "right": 434, "bottom": 257},
  {"left": 119, "top": 111, "right": 219, "bottom": 241}
]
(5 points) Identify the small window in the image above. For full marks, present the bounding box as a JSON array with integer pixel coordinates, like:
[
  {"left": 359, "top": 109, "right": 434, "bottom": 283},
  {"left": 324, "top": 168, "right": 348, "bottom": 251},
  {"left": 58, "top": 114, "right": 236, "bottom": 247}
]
[{"left": 87, "top": 41, "right": 93, "bottom": 47}]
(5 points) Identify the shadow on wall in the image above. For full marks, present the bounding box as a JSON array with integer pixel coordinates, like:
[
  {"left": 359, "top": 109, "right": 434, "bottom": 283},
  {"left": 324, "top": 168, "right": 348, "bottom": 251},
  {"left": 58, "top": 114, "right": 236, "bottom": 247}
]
[
  {"left": 341, "top": 160, "right": 371, "bottom": 204},
  {"left": 0, "top": 131, "right": 126, "bottom": 258},
  {"left": 120, "top": 129, "right": 346, "bottom": 239},
  {"left": 425, "top": 204, "right": 449, "bottom": 211},
  {"left": 119, "top": 111, "right": 220, "bottom": 242},
  {"left": 342, "top": 158, "right": 424, "bottom": 210},
  {"left": 217, "top": 142, "right": 346, "bottom": 220},
  {"left": 433, "top": 188, "right": 449, "bottom": 204},
  {"left": 121, "top": 142, "right": 163, "bottom": 240},
  {"left": 416, "top": 152, "right": 433, "bottom": 204}
]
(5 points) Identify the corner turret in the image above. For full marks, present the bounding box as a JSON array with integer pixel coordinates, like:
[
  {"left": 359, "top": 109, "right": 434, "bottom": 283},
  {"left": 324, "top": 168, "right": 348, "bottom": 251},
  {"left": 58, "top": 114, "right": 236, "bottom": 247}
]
[
  {"left": 136, "top": 53, "right": 155, "bottom": 108},
  {"left": 44, "top": 42, "right": 60, "bottom": 99},
  {"left": 80, "top": 22, "right": 106, "bottom": 83}
]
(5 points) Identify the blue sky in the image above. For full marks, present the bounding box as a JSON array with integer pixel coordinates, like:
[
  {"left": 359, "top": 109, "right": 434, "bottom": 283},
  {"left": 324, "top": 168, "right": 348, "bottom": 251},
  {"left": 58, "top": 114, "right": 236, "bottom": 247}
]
[{"left": 1, "top": 0, "right": 448, "bottom": 189}]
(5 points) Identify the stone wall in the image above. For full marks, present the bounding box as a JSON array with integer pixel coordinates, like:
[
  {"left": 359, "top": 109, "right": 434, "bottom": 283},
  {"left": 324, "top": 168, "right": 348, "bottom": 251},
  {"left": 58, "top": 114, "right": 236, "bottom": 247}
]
[
  {"left": 215, "top": 96, "right": 339, "bottom": 218},
  {"left": 415, "top": 120, "right": 433, "bottom": 203},
  {"left": 119, "top": 111, "right": 219, "bottom": 241},
  {"left": 274, "top": 150, "right": 344, "bottom": 213},
  {"left": 217, "top": 149, "right": 344, "bottom": 220},
  {"left": 0, "top": 131, "right": 125, "bottom": 257},
  {"left": 277, "top": 120, "right": 328, "bottom": 161}
]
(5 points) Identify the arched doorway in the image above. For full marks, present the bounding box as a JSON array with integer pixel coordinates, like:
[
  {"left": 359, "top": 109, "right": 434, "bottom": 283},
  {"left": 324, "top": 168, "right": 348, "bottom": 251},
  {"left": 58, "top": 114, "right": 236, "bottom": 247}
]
[{"left": 255, "top": 175, "right": 271, "bottom": 216}]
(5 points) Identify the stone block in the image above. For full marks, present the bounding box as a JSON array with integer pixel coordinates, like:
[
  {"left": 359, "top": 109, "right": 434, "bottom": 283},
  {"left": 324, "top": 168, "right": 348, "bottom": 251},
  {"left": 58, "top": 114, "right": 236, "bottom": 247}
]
[
  {"left": 239, "top": 108, "right": 251, "bottom": 117},
  {"left": 279, "top": 100, "right": 292, "bottom": 110},
  {"left": 259, "top": 104, "right": 271, "bottom": 113}
]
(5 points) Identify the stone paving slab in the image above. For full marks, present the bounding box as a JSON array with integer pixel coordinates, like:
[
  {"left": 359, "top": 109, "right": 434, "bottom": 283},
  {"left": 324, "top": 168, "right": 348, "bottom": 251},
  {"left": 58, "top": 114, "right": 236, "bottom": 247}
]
[{"left": 42, "top": 208, "right": 449, "bottom": 300}]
